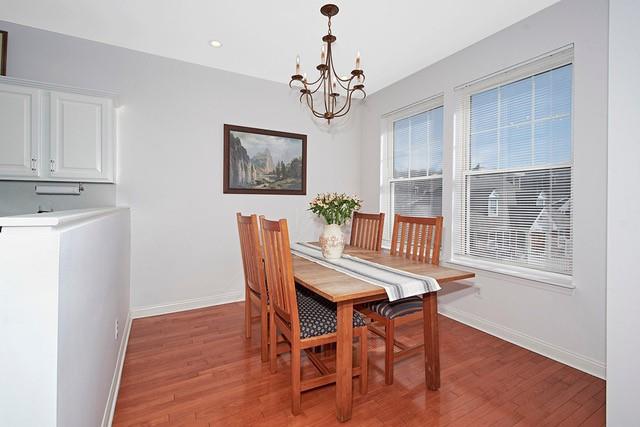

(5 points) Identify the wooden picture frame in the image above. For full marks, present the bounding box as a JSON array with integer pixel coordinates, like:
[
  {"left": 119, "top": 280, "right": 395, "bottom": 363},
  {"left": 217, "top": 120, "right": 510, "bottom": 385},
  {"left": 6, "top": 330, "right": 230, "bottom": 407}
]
[
  {"left": 223, "top": 124, "right": 307, "bottom": 195},
  {"left": 0, "top": 31, "right": 7, "bottom": 76}
]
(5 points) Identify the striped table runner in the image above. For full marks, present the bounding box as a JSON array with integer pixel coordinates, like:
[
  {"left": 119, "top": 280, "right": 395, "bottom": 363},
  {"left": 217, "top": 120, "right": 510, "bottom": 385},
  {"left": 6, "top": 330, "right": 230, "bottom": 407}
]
[{"left": 291, "top": 242, "right": 440, "bottom": 302}]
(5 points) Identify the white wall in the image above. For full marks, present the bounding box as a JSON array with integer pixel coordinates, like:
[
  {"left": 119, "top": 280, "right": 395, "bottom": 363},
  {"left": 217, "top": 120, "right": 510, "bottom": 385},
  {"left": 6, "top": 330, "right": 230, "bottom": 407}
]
[
  {"left": 0, "top": 20, "right": 363, "bottom": 315},
  {"left": 607, "top": 0, "right": 640, "bottom": 423},
  {"left": 359, "top": 0, "right": 608, "bottom": 377},
  {"left": 57, "top": 209, "right": 130, "bottom": 426},
  {"left": 0, "top": 227, "right": 60, "bottom": 426}
]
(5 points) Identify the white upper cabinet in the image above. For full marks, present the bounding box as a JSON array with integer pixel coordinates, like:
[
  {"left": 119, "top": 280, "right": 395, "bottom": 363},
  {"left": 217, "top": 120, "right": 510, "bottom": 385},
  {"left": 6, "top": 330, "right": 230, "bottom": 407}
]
[
  {"left": 0, "top": 77, "right": 117, "bottom": 182},
  {"left": 0, "top": 83, "right": 40, "bottom": 178},
  {"left": 49, "top": 92, "right": 114, "bottom": 181}
]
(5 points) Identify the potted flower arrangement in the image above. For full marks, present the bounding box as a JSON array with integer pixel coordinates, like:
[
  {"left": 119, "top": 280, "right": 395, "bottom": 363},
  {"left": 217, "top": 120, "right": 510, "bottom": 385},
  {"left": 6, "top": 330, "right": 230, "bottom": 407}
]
[{"left": 309, "top": 192, "right": 362, "bottom": 259}]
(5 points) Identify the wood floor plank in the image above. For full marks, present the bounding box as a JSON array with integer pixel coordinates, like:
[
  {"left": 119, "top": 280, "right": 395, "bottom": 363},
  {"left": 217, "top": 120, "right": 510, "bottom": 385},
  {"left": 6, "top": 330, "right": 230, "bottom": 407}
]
[{"left": 113, "top": 302, "right": 605, "bottom": 426}]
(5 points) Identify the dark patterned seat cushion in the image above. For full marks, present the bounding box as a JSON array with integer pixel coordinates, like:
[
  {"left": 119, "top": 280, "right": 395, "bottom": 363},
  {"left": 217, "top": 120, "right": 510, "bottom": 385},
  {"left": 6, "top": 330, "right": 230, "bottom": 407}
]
[
  {"left": 296, "top": 287, "right": 367, "bottom": 339},
  {"left": 369, "top": 296, "right": 423, "bottom": 320}
]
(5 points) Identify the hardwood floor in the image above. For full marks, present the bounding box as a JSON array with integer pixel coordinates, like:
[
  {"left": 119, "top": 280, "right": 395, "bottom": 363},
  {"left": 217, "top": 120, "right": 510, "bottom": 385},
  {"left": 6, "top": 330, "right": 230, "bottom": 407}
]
[{"left": 113, "top": 302, "right": 605, "bottom": 426}]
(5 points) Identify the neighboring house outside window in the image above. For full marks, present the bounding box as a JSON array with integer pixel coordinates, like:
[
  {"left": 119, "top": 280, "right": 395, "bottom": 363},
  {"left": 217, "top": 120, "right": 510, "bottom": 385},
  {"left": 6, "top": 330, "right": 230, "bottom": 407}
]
[
  {"left": 488, "top": 190, "right": 499, "bottom": 217},
  {"left": 381, "top": 96, "right": 444, "bottom": 244},
  {"left": 453, "top": 48, "right": 574, "bottom": 280}
]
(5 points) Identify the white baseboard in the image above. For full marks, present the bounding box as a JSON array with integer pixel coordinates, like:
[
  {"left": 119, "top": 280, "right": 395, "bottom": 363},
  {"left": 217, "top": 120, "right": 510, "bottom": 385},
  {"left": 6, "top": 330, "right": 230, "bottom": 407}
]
[
  {"left": 131, "top": 291, "right": 244, "bottom": 319},
  {"left": 102, "top": 313, "right": 132, "bottom": 427},
  {"left": 438, "top": 304, "right": 606, "bottom": 379}
]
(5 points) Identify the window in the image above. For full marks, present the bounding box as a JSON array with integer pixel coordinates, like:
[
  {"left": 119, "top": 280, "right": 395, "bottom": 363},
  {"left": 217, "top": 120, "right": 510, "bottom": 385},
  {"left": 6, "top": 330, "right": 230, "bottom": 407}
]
[
  {"left": 381, "top": 98, "right": 444, "bottom": 242},
  {"left": 488, "top": 190, "right": 499, "bottom": 217},
  {"left": 454, "top": 49, "right": 573, "bottom": 278}
]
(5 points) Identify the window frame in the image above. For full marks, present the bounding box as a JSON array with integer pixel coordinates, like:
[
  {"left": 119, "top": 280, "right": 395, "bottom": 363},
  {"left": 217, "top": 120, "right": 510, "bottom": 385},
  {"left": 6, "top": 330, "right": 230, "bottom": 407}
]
[
  {"left": 380, "top": 95, "right": 444, "bottom": 246},
  {"left": 451, "top": 46, "right": 575, "bottom": 289}
]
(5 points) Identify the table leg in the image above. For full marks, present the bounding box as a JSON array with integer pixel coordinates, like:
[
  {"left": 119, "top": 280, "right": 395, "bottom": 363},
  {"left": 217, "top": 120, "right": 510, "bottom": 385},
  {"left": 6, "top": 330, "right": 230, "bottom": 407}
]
[
  {"left": 336, "top": 301, "right": 353, "bottom": 422},
  {"left": 423, "top": 292, "right": 440, "bottom": 390}
]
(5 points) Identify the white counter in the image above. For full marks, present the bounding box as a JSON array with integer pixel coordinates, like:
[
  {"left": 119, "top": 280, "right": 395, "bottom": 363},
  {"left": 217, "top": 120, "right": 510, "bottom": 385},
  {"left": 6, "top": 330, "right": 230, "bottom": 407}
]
[
  {"left": 0, "top": 207, "right": 122, "bottom": 227},
  {"left": 0, "top": 207, "right": 130, "bottom": 427}
]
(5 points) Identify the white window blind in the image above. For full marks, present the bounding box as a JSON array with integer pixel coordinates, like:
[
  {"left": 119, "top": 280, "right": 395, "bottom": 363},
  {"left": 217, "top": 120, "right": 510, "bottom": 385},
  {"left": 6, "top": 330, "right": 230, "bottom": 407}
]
[
  {"left": 454, "top": 49, "right": 573, "bottom": 277},
  {"left": 382, "top": 98, "right": 443, "bottom": 242}
]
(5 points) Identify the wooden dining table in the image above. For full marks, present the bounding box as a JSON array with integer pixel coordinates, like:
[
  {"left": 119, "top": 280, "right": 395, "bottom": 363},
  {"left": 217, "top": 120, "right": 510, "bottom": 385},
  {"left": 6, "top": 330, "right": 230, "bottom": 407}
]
[{"left": 292, "top": 244, "right": 475, "bottom": 422}]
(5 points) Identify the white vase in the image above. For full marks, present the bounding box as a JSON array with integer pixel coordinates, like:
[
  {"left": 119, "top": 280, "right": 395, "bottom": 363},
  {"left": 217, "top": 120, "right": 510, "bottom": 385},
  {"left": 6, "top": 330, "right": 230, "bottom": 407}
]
[{"left": 319, "top": 223, "right": 345, "bottom": 259}]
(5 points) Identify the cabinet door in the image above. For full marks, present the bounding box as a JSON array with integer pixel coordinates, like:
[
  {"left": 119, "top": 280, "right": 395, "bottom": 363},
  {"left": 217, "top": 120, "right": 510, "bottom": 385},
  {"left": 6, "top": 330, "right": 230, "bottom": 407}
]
[
  {"left": 49, "top": 92, "right": 113, "bottom": 181},
  {"left": 0, "top": 83, "right": 40, "bottom": 178}
]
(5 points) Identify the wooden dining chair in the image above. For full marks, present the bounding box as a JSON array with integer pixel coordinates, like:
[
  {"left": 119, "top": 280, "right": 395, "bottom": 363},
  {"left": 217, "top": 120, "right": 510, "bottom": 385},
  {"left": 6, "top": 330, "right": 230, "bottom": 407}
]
[
  {"left": 260, "top": 216, "right": 368, "bottom": 415},
  {"left": 361, "top": 214, "right": 443, "bottom": 385},
  {"left": 349, "top": 212, "right": 385, "bottom": 251},
  {"left": 236, "top": 212, "right": 270, "bottom": 362}
]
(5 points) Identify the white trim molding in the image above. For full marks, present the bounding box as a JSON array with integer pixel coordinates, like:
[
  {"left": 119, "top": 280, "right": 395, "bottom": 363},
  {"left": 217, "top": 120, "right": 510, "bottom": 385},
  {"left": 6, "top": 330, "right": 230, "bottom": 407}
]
[
  {"left": 439, "top": 304, "right": 606, "bottom": 379},
  {"left": 131, "top": 291, "right": 244, "bottom": 319},
  {"left": 0, "top": 75, "right": 120, "bottom": 106},
  {"left": 447, "top": 256, "right": 575, "bottom": 289},
  {"left": 102, "top": 313, "right": 132, "bottom": 427}
]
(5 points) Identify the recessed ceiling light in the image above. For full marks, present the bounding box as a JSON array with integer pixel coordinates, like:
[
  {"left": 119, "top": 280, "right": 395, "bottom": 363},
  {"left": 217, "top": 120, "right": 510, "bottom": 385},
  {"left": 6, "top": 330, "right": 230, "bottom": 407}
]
[{"left": 209, "top": 40, "right": 222, "bottom": 48}]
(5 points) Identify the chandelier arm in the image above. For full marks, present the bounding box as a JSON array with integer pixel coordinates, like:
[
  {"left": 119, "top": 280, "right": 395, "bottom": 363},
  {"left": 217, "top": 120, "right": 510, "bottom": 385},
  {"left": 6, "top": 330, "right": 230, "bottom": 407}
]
[
  {"left": 308, "top": 81, "right": 324, "bottom": 95},
  {"left": 333, "top": 85, "right": 365, "bottom": 117},
  {"left": 334, "top": 75, "right": 354, "bottom": 91},
  {"left": 333, "top": 92, "right": 348, "bottom": 115},
  {"left": 333, "top": 95, "right": 353, "bottom": 118},
  {"left": 306, "top": 72, "right": 325, "bottom": 87},
  {"left": 332, "top": 90, "right": 354, "bottom": 117},
  {"left": 326, "top": 46, "right": 335, "bottom": 113},
  {"left": 305, "top": 92, "right": 326, "bottom": 119},
  {"left": 323, "top": 73, "right": 330, "bottom": 114},
  {"left": 339, "top": 75, "right": 358, "bottom": 94},
  {"left": 302, "top": 92, "right": 321, "bottom": 118},
  {"left": 329, "top": 58, "right": 351, "bottom": 86}
]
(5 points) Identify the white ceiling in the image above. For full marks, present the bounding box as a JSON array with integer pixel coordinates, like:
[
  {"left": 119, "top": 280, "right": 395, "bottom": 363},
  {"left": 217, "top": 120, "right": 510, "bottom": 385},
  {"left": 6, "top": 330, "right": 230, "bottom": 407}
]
[{"left": 0, "top": 0, "right": 560, "bottom": 93}]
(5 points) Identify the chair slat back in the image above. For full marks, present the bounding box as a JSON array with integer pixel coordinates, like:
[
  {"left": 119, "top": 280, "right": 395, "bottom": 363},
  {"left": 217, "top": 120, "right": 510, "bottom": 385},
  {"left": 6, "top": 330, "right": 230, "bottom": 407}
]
[
  {"left": 390, "top": 214, "right": 443, "bottom": 265},
  {"left": 260, "top": 217, "right": 299, "bottom": 331},
  {"left": 236, "top": 213, "right": 267, "bottom": 297},
  {"left": 349, "top": 212, "right": 385, "bottom": 251}
]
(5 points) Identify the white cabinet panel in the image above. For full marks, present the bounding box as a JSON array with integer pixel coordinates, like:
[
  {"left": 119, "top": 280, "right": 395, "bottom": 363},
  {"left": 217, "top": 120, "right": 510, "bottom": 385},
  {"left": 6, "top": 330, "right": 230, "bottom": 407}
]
[
  {"left": 0, "top": 77, "right": 116, "bottom": 182},
  {"left": 0, "top": 83, "right": 40, "bottom": 177},
  {"left": 49, "top": 92, "right": 114, "bottom": 181}
]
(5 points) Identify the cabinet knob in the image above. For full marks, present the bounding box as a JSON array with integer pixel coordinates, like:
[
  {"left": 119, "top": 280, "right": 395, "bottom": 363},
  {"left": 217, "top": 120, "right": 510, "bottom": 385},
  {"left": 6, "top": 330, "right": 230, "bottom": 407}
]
[
  {"left": 50, "top": 159, "right": 56, "bottom": 172},
  {"left": 31, "top": 158, "right": 37, "bottom": 171}
]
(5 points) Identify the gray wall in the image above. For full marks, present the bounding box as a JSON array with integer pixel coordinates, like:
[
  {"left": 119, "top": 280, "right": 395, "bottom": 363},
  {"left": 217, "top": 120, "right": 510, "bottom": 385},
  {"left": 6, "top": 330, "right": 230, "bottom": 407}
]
[
  {"left": 0, "top": 182, "right": 115, "bottom": 216},
  {"left": 0, "top": 20, "right": 363, "bottom": 312},
  {"left": 359, "top": 0, "right": 608, "bottom": 376}
]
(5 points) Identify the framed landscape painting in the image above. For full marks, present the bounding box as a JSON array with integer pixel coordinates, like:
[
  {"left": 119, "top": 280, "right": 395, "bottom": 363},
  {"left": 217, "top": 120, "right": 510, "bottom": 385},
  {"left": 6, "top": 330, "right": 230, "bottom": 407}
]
[
  {"left": 0, "top": 31, "right": 7, "bottom": 76},
  {"left": 223, "top": 124, "right": 307, "bottom": 195}
]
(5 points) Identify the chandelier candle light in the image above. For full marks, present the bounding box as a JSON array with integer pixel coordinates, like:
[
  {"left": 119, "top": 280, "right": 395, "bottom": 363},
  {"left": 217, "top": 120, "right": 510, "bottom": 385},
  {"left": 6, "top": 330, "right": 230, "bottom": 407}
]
[{"left": 289, "top": 4, "right": 366, "bottom": 124}]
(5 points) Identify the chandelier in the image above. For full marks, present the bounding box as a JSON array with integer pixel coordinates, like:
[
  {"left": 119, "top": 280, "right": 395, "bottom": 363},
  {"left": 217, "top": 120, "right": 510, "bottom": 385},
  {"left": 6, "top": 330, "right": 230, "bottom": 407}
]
[{"left": 289, "top": 4, "right": 366, "bottom": 124}]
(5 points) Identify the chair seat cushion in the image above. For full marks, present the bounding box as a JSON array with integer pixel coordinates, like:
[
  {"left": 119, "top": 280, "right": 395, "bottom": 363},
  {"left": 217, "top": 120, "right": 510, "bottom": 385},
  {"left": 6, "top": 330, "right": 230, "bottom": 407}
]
[
  {"left": 369, "top": 296, "right": 423, "bottom": 320},
  {"left": 296, "top": 288, "right": 367, "bottom": 339}
]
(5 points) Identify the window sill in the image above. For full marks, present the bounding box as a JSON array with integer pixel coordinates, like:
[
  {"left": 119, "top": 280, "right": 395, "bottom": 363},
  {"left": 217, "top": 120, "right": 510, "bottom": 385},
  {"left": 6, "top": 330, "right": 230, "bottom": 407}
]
[{"left": 446, "top": 256, "right": 575, "bottom": 289}]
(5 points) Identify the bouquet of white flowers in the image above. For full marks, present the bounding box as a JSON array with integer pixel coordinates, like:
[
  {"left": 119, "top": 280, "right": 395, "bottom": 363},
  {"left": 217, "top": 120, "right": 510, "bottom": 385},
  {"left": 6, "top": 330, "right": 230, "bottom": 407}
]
[{"left": 309, "top": 192, "right": 362, "bottom": 225}]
